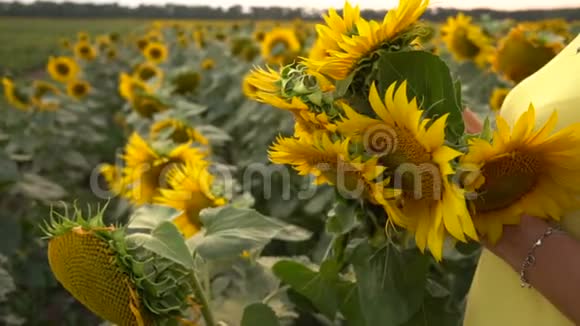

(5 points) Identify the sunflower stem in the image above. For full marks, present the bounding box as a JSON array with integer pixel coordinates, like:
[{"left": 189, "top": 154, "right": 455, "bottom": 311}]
[{"left": 190, "top": 271, "right": 217, "bottom": 326}]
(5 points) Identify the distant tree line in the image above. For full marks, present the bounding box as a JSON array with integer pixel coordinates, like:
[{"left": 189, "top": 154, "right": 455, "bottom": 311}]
[{"left": 1, "top": 1, "right": 579, "bottom": 21}]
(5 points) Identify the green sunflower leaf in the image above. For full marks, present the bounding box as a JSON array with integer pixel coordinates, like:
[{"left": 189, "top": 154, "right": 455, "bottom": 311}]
[
  {"left": 377, "top": 50, "right": 465, "bottom": 143},
  {"left": 241, "top": 303, "right": 281, "bottom": 326},
  {"left": 126, "top": 221, "right": 194, "bottom": 269},
  {"left": 350, "top": 242, "right": 430, "bottom": 326},
  {"left": 191, "top": 206, "right": 311, "bottom": 260}
]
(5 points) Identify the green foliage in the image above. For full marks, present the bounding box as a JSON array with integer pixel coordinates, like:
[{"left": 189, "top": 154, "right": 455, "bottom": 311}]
[
  {"left": 192, "top": 206, "right": 311, "bottom": 260},
  {"left": 350, "top": 242, "right": 430, "bottom": 326},
  {"left": 377, "top": 50, "right": 465, "bottom": 142},
  {"left": 0, "top": 18, "right": 136, "bottom": 74},
  {"left": 241, "top": 303, "right": 281, "bottom": 326}
]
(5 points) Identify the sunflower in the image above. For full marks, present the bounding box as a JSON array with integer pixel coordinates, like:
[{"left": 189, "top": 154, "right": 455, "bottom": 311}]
[
  {"left": 95, "top": 34, "right": 111, "bottom": 52},
  {"left": 99, "top": 163, "right": 126, "bottom": 196},
  {"left": 440, "top": 13, "right": 493, "bottom": 67},
  {"left": 269, "top": 132, "right": 391, "bottom": 205},
  {"left": 143, "top": 42, "right": 169, "bottom": 64},
  {"left": 336, "top": 81, "right": 477, "bottom": 260},
  {"left": 178, "top": 35, "right": 188, "bottom": 48},
  {"left": 201, "top": 58, "right": 215, "bottom": 70},
  {"left": 253, "top": 30, "right": 266, "bottom": 42},
  {"left": 155, "top": 160, "right": 226, "bottom": 238},
  {"left": 136, "top": 37, "right": 149, "bottom": 51},
  {"left": 314, "top": 2, "right": 361, "bottom": 53},
  {"left": 118, "top": 73, "right": 151, "bottom": 102},
  {"left": 170, "top": 71, "right": 201, "bottom": 95},
  {"left": 261, "top": 28, "right": 301, "bottom": 65},
  {"left": 461, "top": 106, "right": 580, "bottom": 243},
  {"left": 145, "top": 29, "right": 164, "bottom": 42},
  {"left": 305, "top": 0, "right": 429, "bottom": 80},
  {"left": 244, "top": 64, "right": 333, "bottom": 110},
  {"left": 119, "top": 132, "right": 207, "bottom": 205},
  {"left": 491, "top": 25, "right": 564, "bottom": 84},
  {"left": 150, "top": 119, "right": 209, "bottom": 145},
  {"left": 2, "top": 77, "right": 30, "bottom": 111},
  {"left": 131, "top": 94, "right": 168, "bottom": 119},
  {"left": 59, "top": 38, "right": 71, "bottom": 50},
  {"left": 519, "top": 19, "right": 571, "bottom": 41},
  {"left": 106, "top": 47, "right": 117, "bottom": 61},
  {"left": 74, "top": 41, "right": 97, "bottom": 61},
  {"left": 31, "top": 80, "right": 60, "bottom": 111},
  {"left": 489, "top": 87, "right": 510, "bottom": 112},
  {"left": 77, "top": 31, "right": 90, "bottom": 42},
  {"left": 47, "top": 56, "right": 80, "bottom": 83},
  {"left": 193, "top": 30, "right": 206, "bottom": 48},
  {"left": 132, "top": 62, "right": 164, "bottom": 86},
  {"left": 66, "top": 80, "right": 91, "bottom": 100},
  {"left": 43, "top": 207, "right": 200, "bottom": 325},
  {"left": 242, "top": 73, "right": 260, "bottom": 100},
  {"left": 308, "top": 38, "right": 329, "bottom": 61}
]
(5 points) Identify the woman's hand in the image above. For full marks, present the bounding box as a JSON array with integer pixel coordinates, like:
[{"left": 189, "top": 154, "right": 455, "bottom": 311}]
[
  {"left": 484, "top": 215, "right": 580, "bottom": 324},
  {"left": 462, "top": 108, "right": 484, "bottom": 134}
]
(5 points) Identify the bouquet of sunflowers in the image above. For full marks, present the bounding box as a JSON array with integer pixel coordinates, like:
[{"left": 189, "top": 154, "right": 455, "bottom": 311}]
[{"left": 27, "top": 0, "right": 580, "bottom": 325}]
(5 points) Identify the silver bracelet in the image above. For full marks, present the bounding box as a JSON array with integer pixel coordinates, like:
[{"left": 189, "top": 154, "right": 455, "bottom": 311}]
[{"left": 520, "top": 225, "right": 563, "bottom": 288}]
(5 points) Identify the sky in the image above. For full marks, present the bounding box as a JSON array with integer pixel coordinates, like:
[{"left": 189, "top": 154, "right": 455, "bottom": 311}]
[{"left": 2, "top": 0, "right": 579, "bottom": 10}]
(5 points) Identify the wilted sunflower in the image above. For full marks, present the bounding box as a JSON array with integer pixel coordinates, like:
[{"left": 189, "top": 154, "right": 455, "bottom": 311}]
[
  {"left": 31, "top": 80, "right": 61, "bottom": 111},
  {"left": 201, "top": 58, "right": 215, "bottom": 70},
  {"left": 489, "top": 87, "right": 510, "bottom": 112},
  {"left": 66, "top": 80, "right": 91, "bottom": 100},
  {"left": 2, "top": 77, "right": 30, "bottom": 111},
  {"left": 440, "top": 13, "right": 493, "bottom": 67},
  {"left": 461, "top": 106, "right": 580, "bottom": 243},
  {"left": 305, "top": 0, "right": 429, "bottom": 80},
  {"left": 74, "top": 41, "right": 97, "bottom": 61},
  {"left": 43, "top": 207, "right": 200, "bottom": 325},
  {"left": 115, "top": 132, "right": 207, "bottom": 205},
  {"left": 170, "top": 71, "right": 201, "bottom": 95},
  {"left": 150, "top": 119, "right": 209, "bottom": 145},
  {"left": 261, "top": 28, "right": 301, "bottom": 65},
  {"left": 492, "top": 25, "right": 564, "bottom": 84},
  {"left": 143, "top": 42, "right": 169, "bottom": 64},
  {"left": 336, "top": 82, "right": 477, "bottom": 260},
  {"left": 155, "top": 160, "right": 226, "bottom": 238},
  {"left": 47, "top": 56, "right": 80, "bottom": 83}
]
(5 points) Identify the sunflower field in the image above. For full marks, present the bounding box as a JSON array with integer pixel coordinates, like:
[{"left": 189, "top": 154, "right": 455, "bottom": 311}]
[{"left": 1, "top": 0, "right": 580, "bottom": 325}]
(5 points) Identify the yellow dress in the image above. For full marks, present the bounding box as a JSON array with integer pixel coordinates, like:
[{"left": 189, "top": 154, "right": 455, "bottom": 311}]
[{"left": 464, "top": 34, "right": 580, "bottom": 326}]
